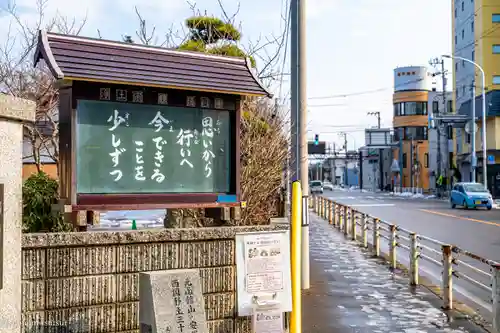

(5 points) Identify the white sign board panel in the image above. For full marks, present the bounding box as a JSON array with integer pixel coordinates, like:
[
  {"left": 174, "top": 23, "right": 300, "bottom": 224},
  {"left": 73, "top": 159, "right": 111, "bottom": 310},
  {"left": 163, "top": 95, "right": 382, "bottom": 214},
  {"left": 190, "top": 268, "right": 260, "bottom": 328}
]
[
  {"left": 235, "top": 230, "right": 292, "bottom": 316},
  {"left": 365, "top": 129, "right": 392, "bottom": 147}
]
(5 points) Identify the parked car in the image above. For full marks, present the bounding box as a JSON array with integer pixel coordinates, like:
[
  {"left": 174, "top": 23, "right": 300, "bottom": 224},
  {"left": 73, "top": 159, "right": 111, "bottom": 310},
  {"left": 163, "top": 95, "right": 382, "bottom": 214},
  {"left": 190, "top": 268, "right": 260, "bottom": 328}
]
[
  {"left": 323, "top": 182, "right": 334, "bottom": 191},
  {"left": 450, "top": 182, "right": 493, "bottom": 210},
  {"left": 310, "top": 180, "right": 323, "bottom": 194}
]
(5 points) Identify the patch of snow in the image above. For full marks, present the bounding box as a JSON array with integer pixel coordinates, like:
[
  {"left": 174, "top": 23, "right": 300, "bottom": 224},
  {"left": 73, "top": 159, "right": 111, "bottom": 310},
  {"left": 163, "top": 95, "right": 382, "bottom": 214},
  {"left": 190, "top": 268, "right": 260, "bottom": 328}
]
[{"left": 90, "top": 210, "right": 165, "bottom": 230}]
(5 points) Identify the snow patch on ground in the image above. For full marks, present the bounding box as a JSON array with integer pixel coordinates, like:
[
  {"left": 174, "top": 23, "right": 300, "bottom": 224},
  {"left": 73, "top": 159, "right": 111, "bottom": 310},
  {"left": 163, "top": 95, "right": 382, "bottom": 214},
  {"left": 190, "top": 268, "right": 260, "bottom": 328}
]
[{"left": 88, "top": 210, "right": 165, "bottom": 230}]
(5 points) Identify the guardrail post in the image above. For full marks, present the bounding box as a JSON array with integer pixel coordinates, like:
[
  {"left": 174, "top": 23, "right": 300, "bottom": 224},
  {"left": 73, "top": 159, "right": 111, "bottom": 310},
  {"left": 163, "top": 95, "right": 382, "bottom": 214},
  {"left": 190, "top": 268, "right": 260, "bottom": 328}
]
[
  {"left": 493, "top": 264, "right": 500, "bottom": 332},
  {"left": 441, "top": 244, "right": 453, "bottom": 310},
  {"left": 322, "top": 198, "right": 326, "bottom": 218},
  {"left": 323, "top": 199, "right": 327, "bottom": 218},
  {"left": 409, "top": 233, "right": 419, "bottom": 285},
  {"left": 361, "top": 214, "right": 368, "bottom": 248},
  {"left": 344, "top": 206, "right": 349, "bottom": 236},
  {"left": 351, "top": 210, "right": 357, "bottom": 241},
  {"left": 320, "top": 197, "right": 324, "bottom": 218},
  {"left": 335, "top": 204, "right": 340, "bottom": 229},
  {"left": 373, "top": 218, "right": 380, "bottom": 257},
  {"left": 338, "top": 205, "right": 343, "bottom": 230},
  {"left": 389, "top": 224, "right": 397, "bottom": 269},
  {"left": 332, "top": 202, "right": 337, "bottom": 227},
  {"left": 328, "top": 200, "right": 333, "bottom": 224}
]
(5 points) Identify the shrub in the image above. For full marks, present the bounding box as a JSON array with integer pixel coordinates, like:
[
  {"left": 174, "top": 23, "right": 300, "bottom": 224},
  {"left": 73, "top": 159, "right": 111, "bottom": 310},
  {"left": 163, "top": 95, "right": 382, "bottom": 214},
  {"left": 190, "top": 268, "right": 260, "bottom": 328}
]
[
  {"left": 22, "top": 172, "right": 72, "bottom": 232},
  {"left": 239, "top": 98, "right": 288, "bottom": 225}
]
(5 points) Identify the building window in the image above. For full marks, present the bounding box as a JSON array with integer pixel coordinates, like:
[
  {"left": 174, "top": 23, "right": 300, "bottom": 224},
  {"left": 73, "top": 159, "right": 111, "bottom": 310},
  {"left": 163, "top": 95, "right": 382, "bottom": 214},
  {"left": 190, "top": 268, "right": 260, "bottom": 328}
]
[
  {"left": 394, "top": 127, "right": 428, "bottom": 141},
  {"left": 393, "top": 101, "right": 428, "bottom": 116},
  {"left": 462, "top": 29, "right": 465, "bottom": 39},
  {"left": 493, "top": 45, "right": 500, "bottom": 53},
  {"left": 493, "top": 14, "right": 500, "bottom": 23},
  {"left": 455, "top": 8, "right": 457, "bottom": 17},
  {"left": 466, "top": 133, "right": 471, "bottom": 144},
  {"left": 462, "top": 85, "right": 466, "bottom": 95},
  {"left": 455, "top": 35, "right": 457, "bottom": 45},
  {"left": 461, "top": 1, "right": 464, "bottom": 11},
  {"left": 447, "top": 125, "right": 453, "bottom": 139},
  {"left": 493, "top": 76, "right": 500, "bottom": 84},
  {"left": 403, "top": 126, "right": 428, "bottom": 140},
  {"left": 403, "top": 153, "right": 407, "bottom": 168},
  {"left": 462, "top": 59, "right": 465, "bottom": 67},
  {"left": 447, "top": 100, "right": 453, "bottom": 113},
  {"left": 455, "top": 62, "right": 458, "bottom": 71},
  {"left": 424, "top": 153, "right": 429, "bottom": 168},
  {"left": 456, "top": 87, "right": 459, "bottom": 98},
  {"left": 471, "top": 21, "right": 474, "bottom": 32},
  {"left": 432, "top": 101, "right": 439, "bottom": 113},
  {"left": 472, "top": 50, "right": 474, "bottom": 61}
]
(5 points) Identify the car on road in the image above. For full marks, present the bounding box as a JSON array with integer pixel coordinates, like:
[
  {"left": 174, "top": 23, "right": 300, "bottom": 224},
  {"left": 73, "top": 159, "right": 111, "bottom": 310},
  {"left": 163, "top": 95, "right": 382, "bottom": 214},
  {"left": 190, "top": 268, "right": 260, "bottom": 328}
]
[
  {"left": 310, "top": 180, "right": 323, "bottom": 194},
  {"left": 323, "top": 182, "right": 334, "bottom": 191},
  {"left": 450, "top": 182, "right": 493, "bottom": 210}
]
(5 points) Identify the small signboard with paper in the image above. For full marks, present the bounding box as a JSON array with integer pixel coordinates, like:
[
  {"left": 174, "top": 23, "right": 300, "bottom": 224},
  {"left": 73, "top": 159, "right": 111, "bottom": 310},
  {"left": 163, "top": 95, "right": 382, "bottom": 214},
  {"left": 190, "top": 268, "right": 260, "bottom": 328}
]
[{"left": 235, "top": 230, "right": 292, "bottom": 332}]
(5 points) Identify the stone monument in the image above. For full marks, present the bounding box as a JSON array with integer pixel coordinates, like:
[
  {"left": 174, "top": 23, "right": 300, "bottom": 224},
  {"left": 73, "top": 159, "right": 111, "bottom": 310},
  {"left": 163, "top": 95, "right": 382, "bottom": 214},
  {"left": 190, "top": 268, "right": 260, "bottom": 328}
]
[
  {"left": 139, "top": 269, "right": 208, "bottom": 333},
  {"left": 0, "top": 95, "right": 35, "bottom": 332}
]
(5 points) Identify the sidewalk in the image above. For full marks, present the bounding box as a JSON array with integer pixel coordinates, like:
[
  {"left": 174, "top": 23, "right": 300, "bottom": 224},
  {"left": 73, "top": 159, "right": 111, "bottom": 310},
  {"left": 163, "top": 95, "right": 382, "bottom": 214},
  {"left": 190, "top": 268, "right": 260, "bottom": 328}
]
[{"left": 302, "top": 213, "right": 486, "bottom": 333}]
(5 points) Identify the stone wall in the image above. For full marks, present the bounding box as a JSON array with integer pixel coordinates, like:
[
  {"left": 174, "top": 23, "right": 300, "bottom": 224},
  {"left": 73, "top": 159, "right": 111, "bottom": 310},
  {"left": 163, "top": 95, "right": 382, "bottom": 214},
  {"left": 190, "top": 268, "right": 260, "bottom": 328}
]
[{"left": 21, "top": 225, "right": 288, "bottom": 333}]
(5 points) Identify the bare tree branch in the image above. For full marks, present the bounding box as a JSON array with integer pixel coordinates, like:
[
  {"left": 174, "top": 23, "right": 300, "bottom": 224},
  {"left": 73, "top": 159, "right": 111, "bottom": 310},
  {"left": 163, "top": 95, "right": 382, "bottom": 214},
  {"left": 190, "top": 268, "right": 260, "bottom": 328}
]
[{"left": 0, "top": 0, "right": 87, "bottom": 175}]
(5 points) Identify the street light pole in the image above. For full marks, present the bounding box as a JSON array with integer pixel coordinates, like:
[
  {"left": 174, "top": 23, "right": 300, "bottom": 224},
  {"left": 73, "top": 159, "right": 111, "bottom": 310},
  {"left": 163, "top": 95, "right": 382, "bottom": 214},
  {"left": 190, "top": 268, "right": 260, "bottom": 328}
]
[{"left": 442, "top": 54, "right": 488, "bottom": 189}]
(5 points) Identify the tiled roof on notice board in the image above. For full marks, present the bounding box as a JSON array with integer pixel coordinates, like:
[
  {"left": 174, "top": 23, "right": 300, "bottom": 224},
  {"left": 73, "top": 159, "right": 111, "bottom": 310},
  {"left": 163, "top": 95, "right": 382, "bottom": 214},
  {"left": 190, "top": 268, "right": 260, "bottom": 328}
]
[{"left": 33, "top": 30, "right": 272, "bottom": 98}]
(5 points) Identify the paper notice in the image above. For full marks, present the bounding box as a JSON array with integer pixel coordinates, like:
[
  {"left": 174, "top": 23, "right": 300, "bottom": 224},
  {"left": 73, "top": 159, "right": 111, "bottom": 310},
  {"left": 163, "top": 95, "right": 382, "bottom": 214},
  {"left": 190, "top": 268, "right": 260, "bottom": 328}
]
[
  {"left": 252, "top": 309, "right": 283, "bottom": 333},
  {"left": 244, "top": 233, "right": 284, "bottom": 293}
]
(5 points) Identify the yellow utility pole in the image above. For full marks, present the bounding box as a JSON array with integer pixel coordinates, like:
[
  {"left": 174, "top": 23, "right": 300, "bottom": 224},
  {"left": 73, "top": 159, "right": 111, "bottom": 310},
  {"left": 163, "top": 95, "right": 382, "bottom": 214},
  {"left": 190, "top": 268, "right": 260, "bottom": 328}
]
[{"left": 290, "top": 180, "right": 302, "bottom": 333}]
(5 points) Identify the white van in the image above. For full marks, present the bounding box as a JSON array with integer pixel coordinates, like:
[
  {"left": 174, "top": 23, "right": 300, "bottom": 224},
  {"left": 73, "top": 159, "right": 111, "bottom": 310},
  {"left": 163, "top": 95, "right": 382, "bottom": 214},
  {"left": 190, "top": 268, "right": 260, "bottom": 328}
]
[{"left": 310, "top": 180, "right": 323, "bottom": 194}]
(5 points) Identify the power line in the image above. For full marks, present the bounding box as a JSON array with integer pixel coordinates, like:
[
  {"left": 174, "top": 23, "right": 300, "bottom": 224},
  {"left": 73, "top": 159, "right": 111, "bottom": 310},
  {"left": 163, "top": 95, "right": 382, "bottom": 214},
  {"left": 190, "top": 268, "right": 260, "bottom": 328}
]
[
  {"left": 307, "top": 77, "right": 425, "bottom": 100},
  {"left": 277, "top": 0, "right": 291, "bottom": 101}
]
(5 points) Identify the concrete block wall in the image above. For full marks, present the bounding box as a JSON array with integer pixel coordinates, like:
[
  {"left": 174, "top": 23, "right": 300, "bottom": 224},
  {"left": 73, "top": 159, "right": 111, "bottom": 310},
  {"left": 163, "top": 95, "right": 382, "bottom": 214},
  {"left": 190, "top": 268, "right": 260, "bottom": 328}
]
[{"left": 21, "top": 225, "right": 288, "bottom": 333}]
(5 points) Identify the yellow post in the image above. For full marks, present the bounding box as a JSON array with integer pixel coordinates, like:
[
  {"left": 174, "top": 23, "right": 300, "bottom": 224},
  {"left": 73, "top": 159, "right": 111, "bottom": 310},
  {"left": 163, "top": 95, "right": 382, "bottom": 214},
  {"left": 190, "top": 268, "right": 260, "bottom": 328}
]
[{"left": 290, "top": 181, "right": 302, "bottom": 333}]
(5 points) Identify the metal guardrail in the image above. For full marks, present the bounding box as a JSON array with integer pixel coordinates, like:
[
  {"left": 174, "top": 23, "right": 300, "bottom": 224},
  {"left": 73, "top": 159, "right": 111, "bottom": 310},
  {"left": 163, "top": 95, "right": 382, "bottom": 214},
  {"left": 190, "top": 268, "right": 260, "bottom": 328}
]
[{"left": 310, "top": 196, "right": 500, "bottom": 332}]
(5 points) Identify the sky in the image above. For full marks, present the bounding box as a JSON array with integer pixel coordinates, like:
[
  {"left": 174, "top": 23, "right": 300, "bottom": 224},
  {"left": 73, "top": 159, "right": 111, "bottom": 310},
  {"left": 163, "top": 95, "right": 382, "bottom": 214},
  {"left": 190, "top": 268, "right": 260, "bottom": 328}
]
[{"left": 0, "top": 0, "right": 452, "bottom": 151}]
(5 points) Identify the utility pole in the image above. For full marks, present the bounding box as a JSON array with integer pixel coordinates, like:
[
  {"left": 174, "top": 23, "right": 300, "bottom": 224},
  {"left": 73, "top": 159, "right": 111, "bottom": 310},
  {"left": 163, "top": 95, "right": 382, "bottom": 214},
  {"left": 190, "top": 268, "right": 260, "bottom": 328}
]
[
  {"left": 470, "top": 81, "right": 476, "bottom": 182},
  {"left": 441, "top": 59, "right": 449, "bottom": 192},
  {"left": 359, "top": 149, "right": 363, "bottom": 190},
  {"left": 290, "top": 0, "right": 310, "bottom": 290},
  {"left": 368, "top": 111, "right": 383, "bottom": 190},
  {"left": 430, "top": 57, "right": 447, "bottom": 195},
  {"left": 332, "top": 143, "right": 337, "bottom": 185},
  {"left": 342, "top": 132, "right": 348, "bottom": 186},
  {"left": 290, "top": 0, "right": 298, "bottom": 183}
]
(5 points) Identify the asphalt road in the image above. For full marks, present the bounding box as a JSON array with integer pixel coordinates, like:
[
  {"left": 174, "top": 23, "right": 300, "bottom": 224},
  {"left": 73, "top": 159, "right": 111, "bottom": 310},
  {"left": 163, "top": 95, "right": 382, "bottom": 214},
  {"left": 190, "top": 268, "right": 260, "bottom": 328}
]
[{"left": 321, "top": 189, "right": 500, "bottom": 315}]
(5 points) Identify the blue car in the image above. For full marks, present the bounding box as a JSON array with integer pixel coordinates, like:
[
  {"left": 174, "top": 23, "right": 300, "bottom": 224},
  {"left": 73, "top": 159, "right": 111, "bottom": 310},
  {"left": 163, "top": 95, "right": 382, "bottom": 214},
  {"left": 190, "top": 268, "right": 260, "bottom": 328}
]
[{"left": 450, "top": 182, "right": 493, "bottom": 210}]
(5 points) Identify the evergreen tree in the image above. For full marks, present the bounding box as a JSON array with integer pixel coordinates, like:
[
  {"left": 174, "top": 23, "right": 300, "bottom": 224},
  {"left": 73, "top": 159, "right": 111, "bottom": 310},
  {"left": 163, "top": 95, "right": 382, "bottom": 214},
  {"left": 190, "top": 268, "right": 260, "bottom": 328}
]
[{"left": 178, "top": 16, "right": 255, "bottom": 67}]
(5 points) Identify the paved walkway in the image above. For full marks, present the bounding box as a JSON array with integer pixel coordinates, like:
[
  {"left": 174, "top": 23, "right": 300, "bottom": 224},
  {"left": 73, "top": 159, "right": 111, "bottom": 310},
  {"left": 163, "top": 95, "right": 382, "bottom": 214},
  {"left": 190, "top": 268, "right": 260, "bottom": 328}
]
[{"left": 302, "top": 213, "right": 486, "bottom": 333}]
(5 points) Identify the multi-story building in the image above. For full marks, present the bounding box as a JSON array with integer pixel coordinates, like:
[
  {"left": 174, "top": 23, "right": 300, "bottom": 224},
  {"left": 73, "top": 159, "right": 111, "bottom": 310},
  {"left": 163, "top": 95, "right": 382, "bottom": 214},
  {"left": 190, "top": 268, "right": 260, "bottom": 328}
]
[
  {"left": 453, "top": 0, "right": 500, "bottom": 195},
  {"left": 392, "top": 66, "right": 453, "bottom": 191}
]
